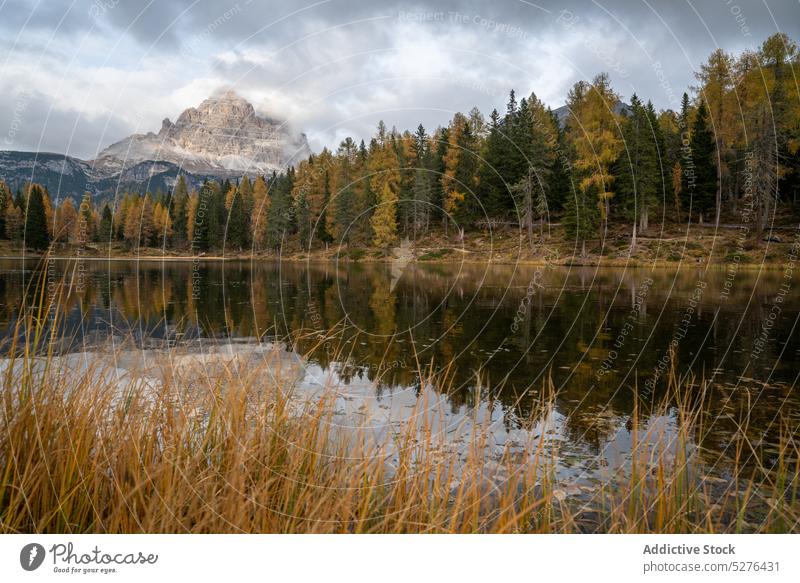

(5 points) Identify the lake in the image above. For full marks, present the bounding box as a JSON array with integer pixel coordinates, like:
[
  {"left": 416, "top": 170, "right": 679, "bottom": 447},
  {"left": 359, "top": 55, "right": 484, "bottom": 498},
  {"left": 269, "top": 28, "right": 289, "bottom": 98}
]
[{"left": 1, "top": 257, "right": 798, "bottom": 493}]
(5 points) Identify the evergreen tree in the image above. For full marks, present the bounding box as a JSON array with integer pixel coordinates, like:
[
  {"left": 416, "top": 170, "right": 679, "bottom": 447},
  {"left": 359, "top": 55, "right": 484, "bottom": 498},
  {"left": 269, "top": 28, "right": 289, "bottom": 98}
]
[
  {"left": 479, "top": 109, "right": 511, "bottom": 218},
  {"left": 316, "top": 170, "right": 333, "bottom": 244},
  {"left": 615, "top": 94, "right": 660, "bottom": 232},
  {"left": 297, "top": 189, "right": 312, "bottom": 248},
  {"left": 171, "top": 175, "right": 189, "bottom": 245},
  {"left": 226, "top": 187, "right": 249, "bottom": 250},
  {"left": 512, "top": 92, "right": 555, "bottom": 245},
  {"left": 547, "top": 110, "right": 573, "bottom": 212},
  {"left": 98, "top": 205, "right": 113, "bottom": 244},
  {"left": 23, "top": 184, "right": 50, "bottom": 250},
  {"left": 192, "top": 181, "right": 215, "bottom": 251},
  {"left": 266, "top": 172, "right": 294, "bottom": 250},
  {"left": 443, "top": 112, "right": 479, "bottom": 229},
  {"left": 430, "top": 128, "right": 448, "bottom": 226},
  {"left": 205, "top": 182, "right": 225, "bottom": 248},
  {"left": 334, "top": 185, "right": 357, "bottom": 243},
  {"left": 687, "top": 101, "right": 717, "bottom": 223},
  {"left": 0, "top": 180, "right": 9, "bottom": 238}
]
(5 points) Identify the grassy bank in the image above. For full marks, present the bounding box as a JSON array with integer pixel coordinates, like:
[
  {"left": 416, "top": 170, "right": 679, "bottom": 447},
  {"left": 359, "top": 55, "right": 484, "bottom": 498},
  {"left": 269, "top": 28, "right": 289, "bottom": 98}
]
[
  {"left": 1, "top": 222, "right": 798, "bottom": 268},
  {"left": 1, "top": 286, "right": 798, "bottom": 533}
]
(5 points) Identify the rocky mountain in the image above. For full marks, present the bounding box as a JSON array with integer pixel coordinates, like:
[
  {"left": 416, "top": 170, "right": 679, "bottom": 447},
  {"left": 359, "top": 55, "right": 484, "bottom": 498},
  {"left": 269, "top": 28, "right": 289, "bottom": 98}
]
[
  {"left": 0, "top": 90, "right": 310, "bottom": 200},
  {"left": 93, "top": 90, "right": 310, "bottom": 177}
]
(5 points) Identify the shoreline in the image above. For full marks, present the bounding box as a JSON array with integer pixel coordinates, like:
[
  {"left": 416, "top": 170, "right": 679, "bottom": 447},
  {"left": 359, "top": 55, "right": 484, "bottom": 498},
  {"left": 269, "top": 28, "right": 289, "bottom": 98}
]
[{"left": 0, "top": 252, "right": 788, "bottom": 269}]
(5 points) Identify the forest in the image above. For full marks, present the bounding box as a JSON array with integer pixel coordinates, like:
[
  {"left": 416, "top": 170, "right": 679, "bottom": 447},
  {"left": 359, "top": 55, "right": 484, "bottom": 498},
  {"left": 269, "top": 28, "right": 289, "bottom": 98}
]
[{"left": 1, "top": 33, "right": 798, "bottom": 257}]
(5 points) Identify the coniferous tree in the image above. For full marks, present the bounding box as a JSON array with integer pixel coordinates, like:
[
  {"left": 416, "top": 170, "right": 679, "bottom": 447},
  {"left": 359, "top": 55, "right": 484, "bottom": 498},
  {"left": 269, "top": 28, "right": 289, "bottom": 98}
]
[
  {"left": 615, "top": 94, "right": 660, "bottom": 233},
  {"left": 687, "top": 101, "right": 717, "bottom": 223},
  {"left": 171, "top": 175, "right": 189, "bottom": 245},
  {"left": 297, "top": 190, "right": 312, "bottom": 248},
  {"left": 226, "top": 187, "right": 249, "bottom": 250},
  {"left": 430, "top": 128, "right": 448, "bottom": 226},
  {"left": 695, "top": 49, "right": 734, "bottom": 219},
  {"left": 0, "top": 180, "right": 9, "bottom": 238},
  {"left": 192, "top": 181, "right": 215, "bottom": 251},
  {"left": 316, "top": 171, "right": 333, "bottom": 245},
  {"left": 98, "top": 205, "right": 113, "bottom": 244},
  {"left": 443, "top": 112, "right": 479, "bottom": 230},
  {"left": 205, "top": 181, "right": 224, "bottom": 248},
  {"left": 334, "top": 185, "right": 357, "bottom": 244},
  {"left": 267, "top": 172, "right": 293, "bottom": 250},
  {"left": 547, "top": 109, "right": 573, "bottom": 212},
  {"left": 23, "top": 184, "right": 50, "bottom": 250},
  {"left": 479, "top": 109, "right": 510, "bottom": 219}
]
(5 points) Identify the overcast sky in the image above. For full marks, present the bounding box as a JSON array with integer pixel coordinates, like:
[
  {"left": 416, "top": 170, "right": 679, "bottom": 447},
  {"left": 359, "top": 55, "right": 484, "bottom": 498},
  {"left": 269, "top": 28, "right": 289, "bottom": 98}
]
[{"left": 1, "top": 0, "right": 798, "bottom": 159}]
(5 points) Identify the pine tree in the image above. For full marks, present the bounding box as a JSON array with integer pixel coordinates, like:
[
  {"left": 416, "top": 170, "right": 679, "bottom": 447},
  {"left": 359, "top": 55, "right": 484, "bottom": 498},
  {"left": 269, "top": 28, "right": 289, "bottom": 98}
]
[
  {"left": 479, "top": 109, "right": 510, "bottom": 219},
  {"left": 511, "top": 92, "right": 555, "bottom": 245},
  {"left": 547, "top": 110, "right": 573, "bottom": 212},
  {"left": 687, "top": 101, "right": 717, "bottom": 223},
  {"left": 443, "top": 112, "right": 479, "bottom": 230},
  {"left": 331, "top": 138, "right": 358, "bottom": 243},
  {"left": 266, "top": 172, "right": 294, "bottom": 251},
  {"left": 192, "top": 181, "right": 216, "bottom": 251},
  {"left": 412, "top": 167, "right": 431, "bottom": 239},
  {"left": 205, "top": 182, "right": 224, "bottom": 249},
  {"left": 98, "top": 205, "right": 113, "bottom": 244},
  {"left": 296, "top": 190, "right": 312, "bottom": 248},
  {"left": 333, "top": 185, "right": 356, "bottom": 243},
  {"left": 396, "top": 130, "right": 418, "bottom": 237},
  {"left": 23, "top": 184, "right": 50, "bottom": 250},
  {"left": 226, "top": 187, "right": 249, "bottom": 250},
  {"left": 410, "top": 125, "right": 431, "bottom": 237},
  {"left": 615, "top": 94, "right": 660, "bottom": 233},
  {"left": 316, "top": 170, "right": 333, "bottom": 245},
  {"left": 695, "top": 48, "right": 733, "bottom": 221},
  {"left": 0, "top": 180, "right": 10, "bottom": 239},
  {"left": 171, "top": 175, "right": 189, "bottom": 245},
  {"left": 428, "top": 128, "right": 447, "bottom": 227}
]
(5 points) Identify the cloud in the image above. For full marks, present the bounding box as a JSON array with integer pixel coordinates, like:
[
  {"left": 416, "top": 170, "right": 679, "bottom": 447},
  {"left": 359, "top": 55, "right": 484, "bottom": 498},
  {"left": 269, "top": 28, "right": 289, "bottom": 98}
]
[{"left": 1, "top": 0, "right": 798, "bottom": 158}]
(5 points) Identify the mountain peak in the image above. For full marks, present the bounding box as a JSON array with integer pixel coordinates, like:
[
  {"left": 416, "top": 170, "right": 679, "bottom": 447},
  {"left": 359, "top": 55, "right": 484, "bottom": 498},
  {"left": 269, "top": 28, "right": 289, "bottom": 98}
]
[{"left": 94, "top": 89, "right": 309, "bottom": 176}]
